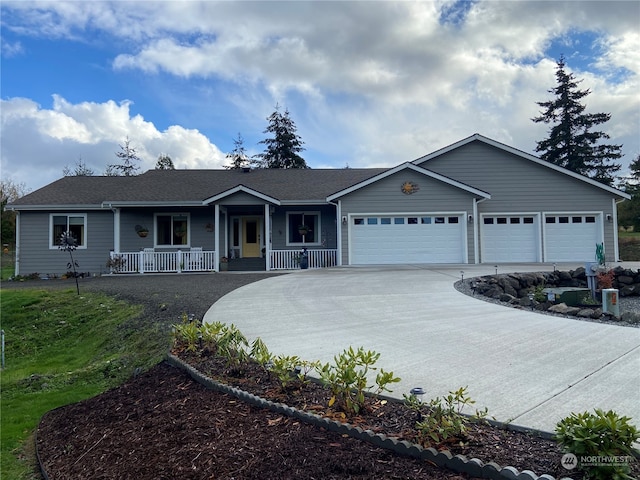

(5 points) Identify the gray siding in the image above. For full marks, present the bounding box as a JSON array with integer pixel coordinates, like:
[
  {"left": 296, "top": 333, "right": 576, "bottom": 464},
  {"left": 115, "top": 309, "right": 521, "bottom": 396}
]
[
  {"left": 270, "top": 205, "right": 337, "bottom": 250},
  {"left": 417, "top": 141, "right": 620, "bottom": 262},
  {"left": 120, "top": 207, "right": 216, "bottom": 252},
  {"left": 337, "top": 169, "right": 477, "bottom": 264},
  {"left": 17, "top": 210, "right": 114, "bottom": 276}
]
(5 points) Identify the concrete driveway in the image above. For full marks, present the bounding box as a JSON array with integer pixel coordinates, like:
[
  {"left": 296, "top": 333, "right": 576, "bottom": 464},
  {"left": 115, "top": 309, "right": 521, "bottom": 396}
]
[{"left": 204, "top": 263, "right": 640, "bottom": 433}]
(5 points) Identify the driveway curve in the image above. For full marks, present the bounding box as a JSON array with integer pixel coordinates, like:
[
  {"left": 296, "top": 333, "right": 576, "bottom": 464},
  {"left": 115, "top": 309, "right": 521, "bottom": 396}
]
[{"left": 204, "top": 264, "right": 640, "bottom": 433}]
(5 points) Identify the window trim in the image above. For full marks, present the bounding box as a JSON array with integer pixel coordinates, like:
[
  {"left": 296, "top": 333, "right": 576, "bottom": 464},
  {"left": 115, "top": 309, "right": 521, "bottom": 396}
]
[
  {"left": 154, "top": 212, "right": 191, "bottom": 248},
  {"left": 286, "top": 211, "right": 322, "bottom": 246},
  {"left": 49, "top": 213, "right": 88, "bottom": 249}
]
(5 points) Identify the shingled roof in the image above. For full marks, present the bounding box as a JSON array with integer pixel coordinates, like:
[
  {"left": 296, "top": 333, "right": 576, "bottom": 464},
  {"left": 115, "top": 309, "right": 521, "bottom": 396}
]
[{"left": 9, "top": 168, "right": 389, "bottom": 208}]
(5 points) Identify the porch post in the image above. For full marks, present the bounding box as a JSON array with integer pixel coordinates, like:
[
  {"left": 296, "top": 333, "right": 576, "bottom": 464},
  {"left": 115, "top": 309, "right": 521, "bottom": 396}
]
[
  {"left": 214, "top": 204, "right": 220, "bottom": 271},
  {"left": 336, "top": 200, "right": 342, "bottom": 266},
  {"left": 113, "top": 207, "right": 121, "bottom": 253},
  {"left": 264, "top": 204, "right": 271, "bottom": 271}
]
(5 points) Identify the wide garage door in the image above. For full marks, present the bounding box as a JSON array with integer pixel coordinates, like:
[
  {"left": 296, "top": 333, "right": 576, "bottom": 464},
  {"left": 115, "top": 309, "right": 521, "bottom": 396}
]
[
  {"left": 481, "top": 215, "right": 539, "bottom": 263},
  {"left": 350, "top": 215, "right": 465, "bottom": 264},
  {"left": 544, "top": 214, "right": 601, "bottom": 262}
]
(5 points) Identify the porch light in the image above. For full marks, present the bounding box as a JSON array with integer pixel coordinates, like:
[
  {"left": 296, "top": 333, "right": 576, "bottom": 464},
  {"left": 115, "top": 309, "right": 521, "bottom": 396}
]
[
  {"left": 606, "top": 214, "right": 612, "bottom": 222},
  {"left": 342, "top": 216, "right": 347, "bottom": 225},
  {"left": 468, "top": 214, "right": 473, "bottom": 223}
]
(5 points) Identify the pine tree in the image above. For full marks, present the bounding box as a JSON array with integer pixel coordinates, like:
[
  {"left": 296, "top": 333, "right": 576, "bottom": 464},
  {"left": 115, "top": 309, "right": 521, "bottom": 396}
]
[
  {"left": 532, "top": 56, "right": 622, "bottom": 186},
  {"left": 254, "top": 105, "right": 308, "bottom": 169},
  {"left": 109, "top": 137, "right": 141, "bottom": 176},
  {"left": 225, "top": 133, "right": 250, "bottom": 170},
  {"left": 618, "top": 154, "right": 640, "bottom": 230},
  {"left": 155, "top": 154, "right": 175, "bottom": 170},
  {"left": 63, "top": 157, "right": 94, "bottom": 176}
]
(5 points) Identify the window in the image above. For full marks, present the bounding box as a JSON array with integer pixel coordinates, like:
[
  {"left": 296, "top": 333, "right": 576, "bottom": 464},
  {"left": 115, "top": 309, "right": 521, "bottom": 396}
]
[
  {"left": 546, "top": 217, "right": 556, "bottom": 223},
  {"left": 380, "top": 217, "right": 391, "bottom": 225},
  {"left": 434, "top": 217, "right": 445, "bottom": 224},
  {"left": 497, "top": 217, "right": 507, "bottom": 224},
  {"left": 288, "top": 212, "right": 320, "bottom": 244},
  {"left": 484, "top": 218, "right": 494, "bottom": 224},
  {"left": 354, "top": 218, "right": 364, "bottom": 225},
  {"left": 524, "top": 217, "right": 534, "bottom": 224},
  {"left": 394, "top": 218, "right": 405, "bottom": 225},
  {"left": 448, "top": 217, "right": 459, "bottom": 224},
  {"left": 367, "top": 217, "right": 378, "bottom": 225},
  {"left": 51, "top": 214, "right": 86, "bottom": 248},
  {"left": 156, "top": 214, "right": 189, "bottom": 246},
  {"left": 586, "top": 216, "right": 596, "bottom": 223},
  {"left": 510, "top": 217, "right": 520, "bottom": 224},
  {"left": 572, "top": 217, "right": 583, "bottom": 223},
  {"left": 421, "top": 217, "right": 432, "bottom": 224},
  {"left": 408, "top": 217, "right": 418, "bottom": 224},
  {"left": 559, "top": 216, "right": 569, "bottom": 224}
]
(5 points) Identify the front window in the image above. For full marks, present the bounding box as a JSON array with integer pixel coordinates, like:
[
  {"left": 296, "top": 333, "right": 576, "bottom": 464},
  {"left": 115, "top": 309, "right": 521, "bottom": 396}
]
[
  {"left": 156, "top": 214, "right": 189, "bottom": 246},
  {"left": 51, "top": 214, "right": 86, "bottom": 248},
  {"left": 287, "top": 212, "right": 320, "bottom": 244}
]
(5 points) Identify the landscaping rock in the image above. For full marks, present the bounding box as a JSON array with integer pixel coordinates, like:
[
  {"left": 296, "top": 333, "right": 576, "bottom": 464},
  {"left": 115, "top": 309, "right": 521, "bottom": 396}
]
[{"left": 621, "top": 311, "right": 640, "bottom": 324}]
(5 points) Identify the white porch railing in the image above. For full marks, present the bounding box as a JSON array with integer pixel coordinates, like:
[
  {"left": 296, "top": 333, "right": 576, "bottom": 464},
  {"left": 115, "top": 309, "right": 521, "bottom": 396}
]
[
  {"left": 270, "top": 249, "right": 338, "bottom": 270},
  {"left": 108, "top": 250, "right": 217, "bottom": 274}
]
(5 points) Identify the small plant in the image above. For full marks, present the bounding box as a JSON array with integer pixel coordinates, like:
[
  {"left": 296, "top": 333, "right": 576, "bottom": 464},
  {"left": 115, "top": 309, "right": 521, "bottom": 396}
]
[
  {"left": 597, "top": 270, "right": 615, "bottom": 290},
  {"left": 217, "top": 323, "right": 249, "bottom": 373},
  {"left": 171, "top": 314, "right": 200, "bottom": 353},
  {"left": 414, "top": 386, "right": 488, "bottom": 447},
  {"left": 249, "top": 337, "right": 271, "bottom": 371},
  {"left": 319, "top": 346, "right": 400, "bottom": 415},
  {"left": 532, "top": 284, "right": 547, "bottom": 303},
  {"left": 200, "top": 321, "right": 226, "bottom": 353},
  {"left": 556, "top": 409, "right": 638, "bottom": 480},
  {"left": 106, "top": 255, "right": 127, "bottom": 273},
  {"left": 270, "top": 355, "right": 302, "bottom": 391},
  {"left": 58, "top": 231, "right": 80, "bottom": 295}
]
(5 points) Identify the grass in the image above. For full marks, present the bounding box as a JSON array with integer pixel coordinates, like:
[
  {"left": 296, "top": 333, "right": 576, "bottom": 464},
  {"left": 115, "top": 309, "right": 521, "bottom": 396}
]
[{"left": 0, "top": 288, "right": 156, "bottom": 479}]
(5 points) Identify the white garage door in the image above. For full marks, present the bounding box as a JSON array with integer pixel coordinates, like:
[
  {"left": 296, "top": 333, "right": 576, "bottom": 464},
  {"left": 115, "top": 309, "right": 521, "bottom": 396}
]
[
  {"left": 481, "top": 215, "right": 539, "bottom": 263},
  {"left": 544, "top": 214, "right": 600, "bottom": 262},
  {"left": 350, "top": 215, "right": 465, "bottom": 264}
]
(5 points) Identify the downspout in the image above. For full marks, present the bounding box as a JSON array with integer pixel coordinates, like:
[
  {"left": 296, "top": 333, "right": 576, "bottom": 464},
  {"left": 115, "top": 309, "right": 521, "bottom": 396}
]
[
  {"left": 613, "top": 198, "right": 624, "bottom": 262},
  {"left": 214, "top": 204, "right": 220, "bottom": 271},
  {"left": 264, "top": 203, "right": 271, "bottom": 271},
  {"left": 327, "top": 199, "right": 342, "bottom": 266}
]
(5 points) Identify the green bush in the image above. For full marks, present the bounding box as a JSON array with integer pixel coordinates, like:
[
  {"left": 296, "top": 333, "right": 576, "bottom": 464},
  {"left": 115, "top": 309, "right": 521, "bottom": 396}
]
[
  {"left": 556, "top": 409, "right": 638, "bottom": 480},
  {"left": 412, "top": 386, "right": 488, "bottom": 447},
  {"left": 319, "top": 346, "right": 400, "bottom": 415}
]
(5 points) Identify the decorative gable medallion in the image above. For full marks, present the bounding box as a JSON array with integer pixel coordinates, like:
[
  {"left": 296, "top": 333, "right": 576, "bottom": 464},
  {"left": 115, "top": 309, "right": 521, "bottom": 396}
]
[{"left": 401, "top": 181, "right": 419, "bottom": 195}]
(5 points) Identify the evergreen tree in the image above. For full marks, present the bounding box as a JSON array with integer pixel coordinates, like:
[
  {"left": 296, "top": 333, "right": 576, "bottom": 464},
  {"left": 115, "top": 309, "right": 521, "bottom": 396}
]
[
  {"left": 225, "top": 133, "right": 250, "bottom": 170},
  {"left": 155, "top": 154, "right": 175, "bottom": 170},
  {"left": 109, "top": 137, "right": 141, "bottom": 176},
  {"left": 254, "top": 105, "right": 308, "bottom": 169},
  {"left": 63, "top": 157, "right": 94, "bottom": 176},
  {"left": 532, "top": 55, "right": 622, "bottom": 186},
  {"left": 618, "top": 154, "right": 640, "bottom": 230}
]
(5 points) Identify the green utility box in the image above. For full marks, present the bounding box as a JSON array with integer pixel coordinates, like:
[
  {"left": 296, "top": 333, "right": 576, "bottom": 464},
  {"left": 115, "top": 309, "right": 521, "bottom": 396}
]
[{"left": 542, "top": 287, "right": 592, "bottom": 306}]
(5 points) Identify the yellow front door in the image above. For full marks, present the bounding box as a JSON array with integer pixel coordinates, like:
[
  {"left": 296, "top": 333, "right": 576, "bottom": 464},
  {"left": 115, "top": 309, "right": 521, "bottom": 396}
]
[{"left": 242, "top": 217, "right": 261, "bottom": 257}]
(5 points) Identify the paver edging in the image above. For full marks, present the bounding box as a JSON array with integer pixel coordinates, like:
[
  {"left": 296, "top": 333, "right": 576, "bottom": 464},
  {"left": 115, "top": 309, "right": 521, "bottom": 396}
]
[{"left": 166, "top": 353, "right": 573, "bottom": 480}]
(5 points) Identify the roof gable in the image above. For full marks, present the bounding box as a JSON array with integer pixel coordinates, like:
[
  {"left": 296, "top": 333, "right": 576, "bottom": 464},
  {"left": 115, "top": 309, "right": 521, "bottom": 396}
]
[
  {"left": 413, "top": 134, "right": 630, "bottom": 200},
  {"left": 326, "top": 162, "right": 491, "bottom": 201},
  {"left": 202, "top": 185, "right": 281, "bottom": 205}
]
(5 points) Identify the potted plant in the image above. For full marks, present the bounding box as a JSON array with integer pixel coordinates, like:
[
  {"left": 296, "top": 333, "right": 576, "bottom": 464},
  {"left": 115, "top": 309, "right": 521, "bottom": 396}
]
[
  {"left": 298, "top": 224, "right": 310, "bottom": 236},
  {"left": 135, "top": 225, "right": 149, "bottom": 238},
  {"left": 219, "top": 256, "right": 228, "bottom": 271}
]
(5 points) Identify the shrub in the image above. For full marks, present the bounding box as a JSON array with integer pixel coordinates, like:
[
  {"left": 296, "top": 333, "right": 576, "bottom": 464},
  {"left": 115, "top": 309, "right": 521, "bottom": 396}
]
[
  {"left": 172, "top": 315, "right": 200, "bottom": 353},
  {"left": 413, "top": 386, "right": 488, "bottom": 447},
  {"left": 217, "top": 323, "right": 249, "bottom": 373},
  {"left": 556, "top": 409, "right": 638, "bottom": 480},
  {"left": 319, "top": 346, "right": 400, "bottom": 415}
]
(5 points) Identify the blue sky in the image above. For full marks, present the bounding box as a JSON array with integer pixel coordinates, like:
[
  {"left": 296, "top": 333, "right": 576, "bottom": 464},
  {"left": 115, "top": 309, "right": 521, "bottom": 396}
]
[{"left": 1, "top": 1, "right": 639, "bottom": 192}]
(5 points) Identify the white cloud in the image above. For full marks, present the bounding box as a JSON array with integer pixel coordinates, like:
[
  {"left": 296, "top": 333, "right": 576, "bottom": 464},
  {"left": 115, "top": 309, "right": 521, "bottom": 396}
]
[
  {"left": 0, "top": 96, "right": 227, "bottom": 190},
  {"left": 1, "top": 0, "right": 639, "bottom": 187}
]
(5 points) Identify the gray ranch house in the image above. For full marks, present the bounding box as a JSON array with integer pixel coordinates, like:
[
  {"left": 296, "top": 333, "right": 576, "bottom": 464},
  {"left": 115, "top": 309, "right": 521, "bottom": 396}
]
[{"left": 8, "top": 134, "right": 630, "bottom": 276}]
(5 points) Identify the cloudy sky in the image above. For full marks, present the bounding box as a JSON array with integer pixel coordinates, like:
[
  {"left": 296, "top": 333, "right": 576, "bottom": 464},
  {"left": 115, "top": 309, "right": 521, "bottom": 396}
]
[{"left": 1, "top": 1, "right": 639, "bottom": 193}]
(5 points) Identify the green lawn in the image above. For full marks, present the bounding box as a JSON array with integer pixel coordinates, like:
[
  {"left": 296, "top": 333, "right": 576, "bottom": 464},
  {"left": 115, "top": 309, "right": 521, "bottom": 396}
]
[{"left": 0, "top": 289, "right": 152, "bottom": 479}]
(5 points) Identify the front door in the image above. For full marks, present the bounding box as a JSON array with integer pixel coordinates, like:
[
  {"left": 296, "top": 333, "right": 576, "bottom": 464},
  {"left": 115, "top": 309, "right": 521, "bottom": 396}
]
[{"left": 242, "top": 217, "right": 261, "bottom": 257}]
